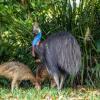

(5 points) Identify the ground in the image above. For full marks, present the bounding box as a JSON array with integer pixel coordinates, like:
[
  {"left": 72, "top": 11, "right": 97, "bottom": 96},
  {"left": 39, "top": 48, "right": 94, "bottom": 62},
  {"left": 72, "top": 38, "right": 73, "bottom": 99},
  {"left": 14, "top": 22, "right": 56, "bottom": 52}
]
[{"left": 0, "top": 86, "right": 100, "bottom": 100}]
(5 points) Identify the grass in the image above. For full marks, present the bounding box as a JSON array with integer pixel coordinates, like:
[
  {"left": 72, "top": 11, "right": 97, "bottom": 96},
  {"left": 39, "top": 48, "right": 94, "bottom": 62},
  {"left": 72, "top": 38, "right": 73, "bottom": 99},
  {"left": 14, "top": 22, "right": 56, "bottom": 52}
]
[{"left": 0, "top": 85, "right": 100, "bottom": 100}]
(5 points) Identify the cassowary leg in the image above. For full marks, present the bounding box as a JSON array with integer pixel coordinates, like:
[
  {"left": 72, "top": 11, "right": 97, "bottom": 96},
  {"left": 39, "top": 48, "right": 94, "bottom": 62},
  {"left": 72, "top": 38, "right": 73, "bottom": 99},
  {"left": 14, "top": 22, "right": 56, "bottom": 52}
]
[
  {"left": 15, "top": 80, "right": 20, "bottom": 89},
  {"left": 53, "top": 73, "right": 60, "bottom": 90},
  {"left": 11, "top": 78, "right": 18, "bottom": 92},
  {"left": 59, "top": 74, "right": 66, "bottom": 89}
]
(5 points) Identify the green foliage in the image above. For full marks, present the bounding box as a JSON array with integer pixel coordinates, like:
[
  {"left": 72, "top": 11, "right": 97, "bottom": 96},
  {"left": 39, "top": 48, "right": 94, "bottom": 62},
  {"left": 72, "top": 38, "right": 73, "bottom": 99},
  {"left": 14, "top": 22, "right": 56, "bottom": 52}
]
[{"left": 0, "top": 0, "right": 100, "bottom": 87}]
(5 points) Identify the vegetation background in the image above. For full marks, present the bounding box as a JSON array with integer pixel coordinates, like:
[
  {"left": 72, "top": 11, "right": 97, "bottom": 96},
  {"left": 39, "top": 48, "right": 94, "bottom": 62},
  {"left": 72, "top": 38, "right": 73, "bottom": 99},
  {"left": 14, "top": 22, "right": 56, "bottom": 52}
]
[{"left": 0, "top": 0, "right": 100, "bottom": 99}]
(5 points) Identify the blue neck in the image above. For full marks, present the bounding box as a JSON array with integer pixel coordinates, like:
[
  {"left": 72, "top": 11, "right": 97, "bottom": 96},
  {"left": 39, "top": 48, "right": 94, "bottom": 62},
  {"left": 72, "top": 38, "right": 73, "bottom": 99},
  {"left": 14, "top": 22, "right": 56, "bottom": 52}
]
[{"left": 38, "top": 31, "right": 42, "bottom": 34}]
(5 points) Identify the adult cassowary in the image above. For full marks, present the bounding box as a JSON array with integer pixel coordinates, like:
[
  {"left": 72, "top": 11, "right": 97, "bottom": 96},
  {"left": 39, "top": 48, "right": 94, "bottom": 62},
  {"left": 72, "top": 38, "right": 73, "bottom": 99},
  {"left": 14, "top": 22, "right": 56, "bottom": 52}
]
[{"left": 35, "top": 32, "right": 81, "bottom": 90}]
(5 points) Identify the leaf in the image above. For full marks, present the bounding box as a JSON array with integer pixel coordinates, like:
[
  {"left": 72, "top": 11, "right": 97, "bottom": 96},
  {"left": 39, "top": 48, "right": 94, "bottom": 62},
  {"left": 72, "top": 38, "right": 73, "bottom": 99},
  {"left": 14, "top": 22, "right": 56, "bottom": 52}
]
[
  {"left": 95, "top": 63, "right": 100, "bottom": 68},
  {"left": 95, "top": 40, "right": 100, "bottom": 52}
]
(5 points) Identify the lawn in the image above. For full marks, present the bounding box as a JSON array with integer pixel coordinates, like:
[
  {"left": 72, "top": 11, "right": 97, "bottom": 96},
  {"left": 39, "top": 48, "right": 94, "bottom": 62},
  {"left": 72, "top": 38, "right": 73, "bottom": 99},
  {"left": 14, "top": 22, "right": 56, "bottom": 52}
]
[{"left": 0, "top": 86, "right": 100, "bottom": 100}]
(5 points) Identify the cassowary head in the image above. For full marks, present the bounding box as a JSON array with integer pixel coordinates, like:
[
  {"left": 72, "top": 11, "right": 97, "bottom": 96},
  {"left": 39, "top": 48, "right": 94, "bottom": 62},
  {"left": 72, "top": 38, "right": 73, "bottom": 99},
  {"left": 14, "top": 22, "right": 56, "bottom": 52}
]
[{"left": 32, "top": 22, "right": 41, "bottom": 34}]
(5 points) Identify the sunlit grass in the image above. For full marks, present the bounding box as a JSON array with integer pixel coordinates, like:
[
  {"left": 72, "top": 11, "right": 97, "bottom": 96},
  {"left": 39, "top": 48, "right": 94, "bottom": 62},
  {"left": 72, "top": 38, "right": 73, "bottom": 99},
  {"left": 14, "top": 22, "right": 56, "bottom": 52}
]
[{"left": 0, "top": 86, "right": 100, "bottom": 100}]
